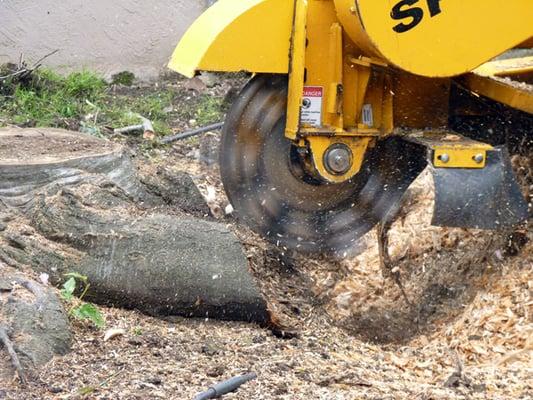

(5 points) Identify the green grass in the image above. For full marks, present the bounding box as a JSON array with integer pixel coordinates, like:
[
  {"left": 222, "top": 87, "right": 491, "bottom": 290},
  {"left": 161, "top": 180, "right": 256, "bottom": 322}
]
[
  {"left": 1, "top": 70, "right": 107, "bottom": 128},
  {"left": 0, "top": 68, "right": 225, "bottom": 139}
]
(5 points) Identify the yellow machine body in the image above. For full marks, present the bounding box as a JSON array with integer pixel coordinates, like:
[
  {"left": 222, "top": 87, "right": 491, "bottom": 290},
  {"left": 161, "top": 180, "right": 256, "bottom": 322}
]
[
  {"left": 168, "top": 0, "right": 533, "bottom": 180},
  {"left": 168, "top": 0, "right": 293, "bottom": 78},
  {"left": 170, "top": 0, "right": 533, "bottom": 78},
  {"left": 336, "top": 0, "right": 533, "bottom": 77},
  {"left": 168, "top": 0, "right": 532, "bottom": 253}
]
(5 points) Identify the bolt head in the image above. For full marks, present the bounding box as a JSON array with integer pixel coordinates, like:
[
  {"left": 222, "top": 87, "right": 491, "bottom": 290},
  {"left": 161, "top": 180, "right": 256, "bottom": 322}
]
[
  {"left": 439, "top": 153, "right": 450, "bottom": 163},
  {"left": 473, "top": 154, "right": 484, "bottom": 164}
]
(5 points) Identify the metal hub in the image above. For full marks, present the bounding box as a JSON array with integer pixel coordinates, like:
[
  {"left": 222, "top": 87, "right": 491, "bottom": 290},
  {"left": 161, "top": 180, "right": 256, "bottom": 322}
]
[{"left": 324, "top": 144, "right": 353, "bottom": 175}]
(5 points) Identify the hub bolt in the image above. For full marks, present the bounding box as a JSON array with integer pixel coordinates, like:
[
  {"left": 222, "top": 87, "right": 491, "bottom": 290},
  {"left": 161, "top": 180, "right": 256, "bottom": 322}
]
[{"left": 324, "top": 144, "right": 353, "bottom": 175}]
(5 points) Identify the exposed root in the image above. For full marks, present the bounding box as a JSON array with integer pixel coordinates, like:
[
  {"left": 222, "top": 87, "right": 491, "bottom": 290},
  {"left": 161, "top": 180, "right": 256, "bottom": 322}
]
[
  {"left": 12, "top": 278, "right": 47, "bottom": 312},
  {"left": 444, "top": 349, "right": 473, "bottom": 389},
  {"left": 0, "top": 325, "right": 27, "bottom": 385},
  {"left": 377, "top": 221, "right": 414, "bottom": 311}
]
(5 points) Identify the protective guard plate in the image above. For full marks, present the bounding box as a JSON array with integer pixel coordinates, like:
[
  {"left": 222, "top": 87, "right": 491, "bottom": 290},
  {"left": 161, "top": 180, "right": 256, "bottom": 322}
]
[{"left": 431, "top": 147, "right": 528, "bottom": 229}]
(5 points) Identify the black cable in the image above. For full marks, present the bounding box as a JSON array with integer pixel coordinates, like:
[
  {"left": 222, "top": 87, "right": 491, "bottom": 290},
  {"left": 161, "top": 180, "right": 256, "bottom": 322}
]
[
  {"left": 193, "top": 372, "right": 257, "bottom": 400},
  {"left": 161, "top": 122, "right": 224, "bottom": 144}
]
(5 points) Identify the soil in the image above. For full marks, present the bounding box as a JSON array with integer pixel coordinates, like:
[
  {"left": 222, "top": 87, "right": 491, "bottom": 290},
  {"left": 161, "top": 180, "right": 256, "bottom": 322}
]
[{"left": 0, "top": 77, "right": 531, "bottom": 400}]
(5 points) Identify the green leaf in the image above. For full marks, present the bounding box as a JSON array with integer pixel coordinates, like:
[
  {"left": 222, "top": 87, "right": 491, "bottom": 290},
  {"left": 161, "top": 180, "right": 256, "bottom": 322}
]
[
  {"left": 64, "top": 272, "right": 88, "bottom": 283},
  {"left": 60, "top": 277, "right": 76, "bottom": 301},
  {"left": 72, "top": 303, "right": 105, "bottom": 329}
]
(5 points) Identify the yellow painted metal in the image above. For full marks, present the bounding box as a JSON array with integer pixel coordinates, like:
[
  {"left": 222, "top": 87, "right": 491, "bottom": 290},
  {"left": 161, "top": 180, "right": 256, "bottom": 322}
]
[
  {"left": 168, "top": 0, "right": 293, "bottom": 78},
  {"left": 433, "top": 145, "right": 492, "bottom": 169},
  {"left": 288, "top": 1, "right": 393, "bottom": 135},
  {"left": 292, "top": 0, "right": 341, "bottom": 134},
  {"left": 307, "top": 136, "right": 372, "bottom": 182},
  {"left": 343, "top": 54, "right": 371, "bottom": 127},
  {"left": 285, "top": 0, "right": 308, "bottom": 140},
  {"left": 326, "top": 23, "right": 344, "bottom": 124},
  {"left": 460, "top": 73, "right": 533, "bottom": 115},
  {"left": 408, "top": 132, "right": 493, "bottom": 169},
  {"left": 170, "top": 0, "right": 532, "bottom": 183},
  {"left": 333, "top": 0, "right": 381, "bottom": 59},
  {"left": 170, "top": 0, "right": 533, "bottom": 80},
  {"left": 285, "top": 0, "right": 392, "bottom": 183},
  {"left": 459, "top": 56, "right": 533, "bottom": 114},
  {"left": 348, "top": 0, "right": 533, "bottom": 77},
  {"left": 474, "top": 57, "right": 533, "bottom": 78}
]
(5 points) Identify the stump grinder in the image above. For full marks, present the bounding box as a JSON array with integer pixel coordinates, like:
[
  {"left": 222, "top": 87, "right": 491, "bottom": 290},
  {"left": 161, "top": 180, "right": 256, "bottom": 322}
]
[{"left": 169, "top": 0, "right": 532, "bottom": 254}]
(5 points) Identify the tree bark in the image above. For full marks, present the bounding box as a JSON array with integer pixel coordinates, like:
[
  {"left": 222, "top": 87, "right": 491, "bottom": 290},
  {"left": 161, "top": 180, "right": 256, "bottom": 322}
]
[{"left": 0, "top": 128, "right": 269, "bottom": 324}]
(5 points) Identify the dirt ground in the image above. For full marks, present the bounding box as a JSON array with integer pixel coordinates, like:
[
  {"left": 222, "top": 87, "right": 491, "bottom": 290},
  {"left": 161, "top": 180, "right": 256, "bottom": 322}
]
[{"left": 1, "top": 78, "right": 532, "bottom": 400}]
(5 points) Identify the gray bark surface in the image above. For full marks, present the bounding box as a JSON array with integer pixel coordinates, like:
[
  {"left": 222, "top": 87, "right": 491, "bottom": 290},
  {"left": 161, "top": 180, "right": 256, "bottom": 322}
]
[
  {"left": 0, "top": 128, "right": 268, "bottom": 323},
  {"left": 0, "top": 269, "right": 71, "bottom": 380}
]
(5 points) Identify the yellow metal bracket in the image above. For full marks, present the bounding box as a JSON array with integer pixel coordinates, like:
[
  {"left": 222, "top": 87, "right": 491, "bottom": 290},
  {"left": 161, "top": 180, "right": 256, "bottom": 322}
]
[
  {"left": 459, "top": 56, "right": 533, "bottom": 115},
  {"left": 285, "top": 0, "right": 308, "bottom": 140},
  {"left": 407, "top": 132, "right": 493, "bottom": 169}
]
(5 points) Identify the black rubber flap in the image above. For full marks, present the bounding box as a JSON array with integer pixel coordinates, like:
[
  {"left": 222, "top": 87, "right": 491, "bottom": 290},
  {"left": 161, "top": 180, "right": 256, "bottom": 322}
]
[{"left": 432, "top": 146, "right": 528, "bottom": 229}]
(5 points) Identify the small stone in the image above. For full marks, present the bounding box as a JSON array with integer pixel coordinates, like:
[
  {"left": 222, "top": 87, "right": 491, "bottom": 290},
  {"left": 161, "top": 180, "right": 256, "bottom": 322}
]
[
  {"left": 252, "top": 335, "right": 266, "bottom": 344},
  {"left": 201, "top": 341, "right": 221, "bottom": 356},
  {"left": 198, "top": 72, "right": 218, "bottom": 87},
  {"left": 128, "top": 337, "right": 143, "bottom": 346},
  {"left": 184, "top": 77, "right": 207, "bottom": 93},
  {"left": 472, "top": 383, "right": 487, "bottom": 393},
  {"left": 48, "top": 386, "right": 63, "bottom": 394},
  {"left": 146, "top": 376, "right": 162, "bottom": 385},
  {"left": 206, "top": 365, "right": 225, "bottom": 377},
  {"left": 0, "top": 279, "right": 13, "bottom": 292}
]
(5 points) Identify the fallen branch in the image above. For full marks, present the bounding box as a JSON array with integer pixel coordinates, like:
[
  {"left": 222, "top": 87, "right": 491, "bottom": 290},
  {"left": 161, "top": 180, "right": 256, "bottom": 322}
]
[
  {"left": 0, "top": 325, "right": 27, "bottom": 385},
  {"left": 0, "top": 50, "right": 59, "bottom": 81},
  {"left": 161, "top": 122, "right": 224, "bottom": 144},
  {"left": 113, "top": 114, "right": 155, "bottom": 140}
]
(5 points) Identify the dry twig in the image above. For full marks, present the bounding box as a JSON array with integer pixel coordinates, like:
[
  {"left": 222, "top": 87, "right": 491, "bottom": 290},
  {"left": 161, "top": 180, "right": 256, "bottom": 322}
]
[{"left": 0, "top": 49, "right": 59, "bottom": 81}]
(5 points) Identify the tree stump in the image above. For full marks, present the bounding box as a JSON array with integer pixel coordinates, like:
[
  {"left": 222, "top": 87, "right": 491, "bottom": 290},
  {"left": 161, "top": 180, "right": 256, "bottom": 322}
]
[{"left": 0, "top": 127, "right": 268, "bottom": 323}]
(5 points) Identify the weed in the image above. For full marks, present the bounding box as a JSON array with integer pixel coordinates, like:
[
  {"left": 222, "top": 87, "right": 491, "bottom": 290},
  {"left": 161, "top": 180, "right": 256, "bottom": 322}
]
[
  {"left": 102, "top": 90, "right": 175, "bottom": 135},
  {"left": 60, "top": 272, "right": 105, "bottom": 329},
  {"left": 195, "top": 94, "right": 224, "bottom": 125},
  {"left": 111, "top": 71, "right": 136, "bottom": 86}
]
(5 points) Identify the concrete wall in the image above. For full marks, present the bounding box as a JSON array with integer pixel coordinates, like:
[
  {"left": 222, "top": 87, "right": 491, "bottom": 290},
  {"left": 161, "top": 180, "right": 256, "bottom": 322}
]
[{"left": 0, "top": 0, "right": 209, "bottom": 80}]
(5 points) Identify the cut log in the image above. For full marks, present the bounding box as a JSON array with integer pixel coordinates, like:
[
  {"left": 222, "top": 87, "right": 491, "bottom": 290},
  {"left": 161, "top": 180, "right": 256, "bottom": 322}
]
[{"left": 0, "top": 128, "right": 268, "bottom": 323}]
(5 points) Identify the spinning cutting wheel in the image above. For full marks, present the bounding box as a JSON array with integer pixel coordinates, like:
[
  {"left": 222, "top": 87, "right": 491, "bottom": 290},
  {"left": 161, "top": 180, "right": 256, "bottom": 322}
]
[{"left": 220, "top": 75, "right": 427, "bottom": 254}]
